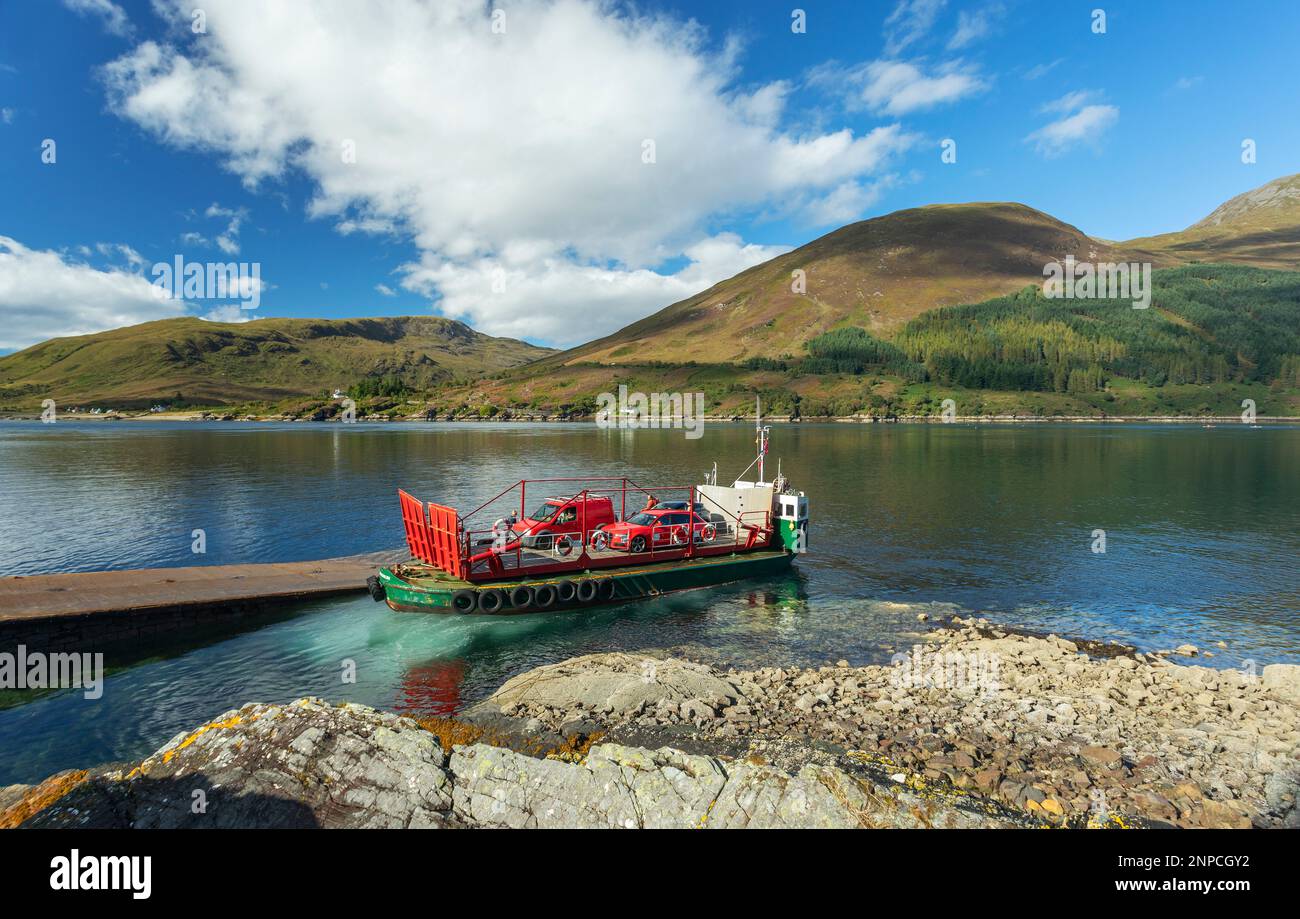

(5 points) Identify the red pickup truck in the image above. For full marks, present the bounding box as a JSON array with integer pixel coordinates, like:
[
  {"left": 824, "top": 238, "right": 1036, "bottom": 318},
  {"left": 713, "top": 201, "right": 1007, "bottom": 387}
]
[{"left": 507, "top": 495, "right": 617, "bottom": 552}]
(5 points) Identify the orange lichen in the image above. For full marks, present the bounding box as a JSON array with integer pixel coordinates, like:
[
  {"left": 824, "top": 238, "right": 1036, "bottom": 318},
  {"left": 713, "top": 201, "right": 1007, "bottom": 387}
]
[
  {"left": 161, "top": 714, "right": 248, "bottom": 764},
  {"left": 413, "top": 715, "right": 602, "bottom": 760},
  {"left": 0, "top": 769, "right": 89, "bottom": 829}
]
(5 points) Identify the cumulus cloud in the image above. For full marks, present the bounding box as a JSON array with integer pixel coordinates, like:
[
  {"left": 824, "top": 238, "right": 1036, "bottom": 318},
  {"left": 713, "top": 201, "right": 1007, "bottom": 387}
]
[
  {"left": 399, "top": 233, "right": 791, "bottom": 345},
  {"left": 198, "top": 305, "right": 254, "bottom": 323},
  {"left": 0, "top": 236, "right": 183, "bottom": 350},
  {"left": 375, "top": 283, "right": 396, "bottom": 296},
  {"left": 101, "top": 0, "right": 913, "bottom": 345},
  {"left": 62, "top": 0, "right": 133, "bottom": 37},
  {"left": 798, "top": 177, "right": 899, "bottom": 227},
  {"left": 1026, "top": 91, "right": 1118, "bottom": 157}
]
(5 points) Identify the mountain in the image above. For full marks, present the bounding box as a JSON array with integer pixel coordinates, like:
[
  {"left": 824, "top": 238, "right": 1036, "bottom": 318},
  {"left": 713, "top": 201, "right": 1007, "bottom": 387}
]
[
  {"left": 553, "top": 203, "right": 1150, "bottom": 366},
  {"left": 1125, "top": 174, "right": 1300, "bottom": 269},
  {"left": 424, "top": 263, "right": 1300, "bottom": 421},
  {"left": 548, "top": 174, "right": 1300, "bottom": 367},
  {"left": 0, "top": 315, "right": 553, "bottom": 408}
]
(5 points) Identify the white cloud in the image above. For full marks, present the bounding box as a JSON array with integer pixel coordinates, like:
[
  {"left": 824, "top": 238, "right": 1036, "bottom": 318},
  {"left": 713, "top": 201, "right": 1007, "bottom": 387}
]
[
  {"left": 884, "top": 0, "right": 947, "bottom": 55},
  {"left": 199, "top": 305, "right": 254, "bottom": 323},
  {"left": 101, "top": 0, "right": 913, "bottom": 345},
  {"left": 0, "top": 108, "right": 14, "bottom": 125},
  {"left": 1039, "top": 89, "right": 1101, "bottom": 115},
  {"left": 799, "top": 178, "right": 898, "bottom": 227},
  {"left": 375, "top": 283, "right": 396, "bottom": 296},
  {"left": 400, "top": 233, "right": 790, "bottom": 346},
  {"left": 203, "top": 202, "right": 247, "bottom": 255},
  {"left": 1026, "top": 91, "right": 1119, "bottom": 157},
  {"left": 0, "top": 236, "right": 183, "bottom": 350},
  {"left": 1023, "top": 59, "right": 1064, "bottom": 81},
  {"left": 854, "top": 60, "right": 987, "bottom": 116},
  {"left": 62, "top": 0, "right": 133, "bottom": 37},
  {"left": 948, "top": 3, "right": 1003, "bottom": 50},
  {"left": 1171, "top": 76, "right": 1203, "bottom": 92}
]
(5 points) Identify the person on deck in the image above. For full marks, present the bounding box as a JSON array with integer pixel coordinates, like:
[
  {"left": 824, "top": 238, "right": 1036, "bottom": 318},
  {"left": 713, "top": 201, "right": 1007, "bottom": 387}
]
[{"left": 643, "top": 494, "right": 659, "bottom": 511}]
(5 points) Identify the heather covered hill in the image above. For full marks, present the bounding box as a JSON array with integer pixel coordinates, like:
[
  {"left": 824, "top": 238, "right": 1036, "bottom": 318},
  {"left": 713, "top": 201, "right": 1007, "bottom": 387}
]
[
  {"left": 1125, "top": 173, "right": 1300, "bottom": 269},
  {"left": 0, "top": 315, "right": 553, "bottom": 408},
  {"left": 552, "top": 202, "right": 1147, "bottom": 366}
]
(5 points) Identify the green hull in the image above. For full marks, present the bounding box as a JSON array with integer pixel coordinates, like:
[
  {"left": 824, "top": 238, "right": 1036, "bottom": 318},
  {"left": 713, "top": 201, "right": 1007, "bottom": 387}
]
[{"left": 377, "top": 550, "right": 794, "bottom": 615}]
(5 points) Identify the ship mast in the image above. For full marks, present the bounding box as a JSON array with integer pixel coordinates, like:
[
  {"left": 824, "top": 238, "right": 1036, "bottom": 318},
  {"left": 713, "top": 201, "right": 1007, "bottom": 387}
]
[{"left": 755, "top": 396, "right": 770, "bottom": 484}]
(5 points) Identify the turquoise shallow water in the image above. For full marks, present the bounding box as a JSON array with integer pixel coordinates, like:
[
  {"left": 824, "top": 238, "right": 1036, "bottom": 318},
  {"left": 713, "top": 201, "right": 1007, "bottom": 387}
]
[{"left": 0, "top": 421, "right": 1297, "bottom": 784}]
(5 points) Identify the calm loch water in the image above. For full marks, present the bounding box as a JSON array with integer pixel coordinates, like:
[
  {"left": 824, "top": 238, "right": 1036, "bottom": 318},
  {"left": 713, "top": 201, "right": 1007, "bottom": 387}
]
[{"left": 1, "top": 420, "right": 1297, "bottom": 784}]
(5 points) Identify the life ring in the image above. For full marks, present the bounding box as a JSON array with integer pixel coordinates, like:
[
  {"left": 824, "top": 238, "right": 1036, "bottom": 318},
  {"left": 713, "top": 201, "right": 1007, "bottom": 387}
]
[
  {"left": 576, "top": 579, "right": 598, "bottom": 603},
  {"left": 451, "top": 589, "right": 478, "bottom": 613},
  {"left": 670, "top": 525, "right": 687, "bottom": 545},
  {"left": 534, "top": 584, "right": 558, "bottom": 608},
  {"left": 477, "top": 588, "right": 505, "bottom": 613},
  {"left": 509, "top": 585, "right": 534, "bottom": 609},
  {"left": 589, "top": 530, "right": 610, "bottom": 551},
  {"left": 555, "top": 580, "right": 577, "bottom": 603},
  {"left": 554, "top": 535, "right": 575, "bottom": 557},
  {"left": 701, "top": 523, "right": 717, "bottom": 542},
  {"left": 596, "top": 579, "right": 616, "bottom": 601}
]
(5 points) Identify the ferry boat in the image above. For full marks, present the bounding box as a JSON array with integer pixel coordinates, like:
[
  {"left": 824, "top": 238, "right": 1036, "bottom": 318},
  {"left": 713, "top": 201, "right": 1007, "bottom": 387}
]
[{"left": 369, "top": 403, "right": 808, "bottom": 614}]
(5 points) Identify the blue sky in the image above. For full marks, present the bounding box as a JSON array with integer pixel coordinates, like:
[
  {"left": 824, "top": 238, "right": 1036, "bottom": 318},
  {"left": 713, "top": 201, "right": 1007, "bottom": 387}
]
[{"left": 0, "top": 0, "right": 1297, "bottom": 353}]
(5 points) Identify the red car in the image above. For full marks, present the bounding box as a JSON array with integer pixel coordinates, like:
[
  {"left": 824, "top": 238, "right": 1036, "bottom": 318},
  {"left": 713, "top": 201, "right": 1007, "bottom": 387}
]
[
  {"left": 594, "top": 507, "right": 716, "bottom": 553},
  {"left": 507, "top": 495, "right": 616, "bottom": 552}
]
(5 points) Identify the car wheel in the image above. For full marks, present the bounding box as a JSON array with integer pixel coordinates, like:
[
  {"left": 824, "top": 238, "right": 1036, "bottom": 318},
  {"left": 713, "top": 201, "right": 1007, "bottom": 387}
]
[{"left": 630, "top": 535, "right": 647, "bottom": 553}]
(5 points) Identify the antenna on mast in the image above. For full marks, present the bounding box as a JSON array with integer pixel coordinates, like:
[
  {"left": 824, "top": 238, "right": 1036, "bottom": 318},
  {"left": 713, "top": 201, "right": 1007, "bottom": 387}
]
[{"left": 755, "top": 396, "right": 770, "bottom": 484}]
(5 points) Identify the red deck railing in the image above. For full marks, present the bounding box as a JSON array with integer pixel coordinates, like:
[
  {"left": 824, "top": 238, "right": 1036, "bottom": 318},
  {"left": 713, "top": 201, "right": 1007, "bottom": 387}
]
[
  {"left": 397, "top": 478, "right": 774, "bottom": 583},
  {"left": 399, "top": 489, "right": 468, "bottom": 579}
]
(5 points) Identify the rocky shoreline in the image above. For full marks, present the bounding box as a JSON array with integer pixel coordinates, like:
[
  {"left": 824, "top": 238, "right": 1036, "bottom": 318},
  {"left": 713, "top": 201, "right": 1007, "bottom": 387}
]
[{"left": 4, "top": 617, "right": 1297, "bottom": 829}]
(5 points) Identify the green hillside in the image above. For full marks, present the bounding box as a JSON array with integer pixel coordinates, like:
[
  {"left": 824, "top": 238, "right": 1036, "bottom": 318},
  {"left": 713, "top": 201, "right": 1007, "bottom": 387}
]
[
  {"left": 0, "top": 315, "right": 553, "bottom": 409},
  {"left": 895, "top": 264, "right": 1300, "bottom": 393},
  {"left": 523, "top": 173, "right": 1300, "bottom": 373},
  {"left": 431, "top": 265, "right": 1300, "bottom": 419}
]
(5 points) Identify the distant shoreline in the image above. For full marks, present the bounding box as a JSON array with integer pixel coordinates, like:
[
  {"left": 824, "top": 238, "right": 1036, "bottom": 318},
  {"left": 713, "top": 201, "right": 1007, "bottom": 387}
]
[{"left": 2, "top": 411, "right": 1295, "bottom": 425}]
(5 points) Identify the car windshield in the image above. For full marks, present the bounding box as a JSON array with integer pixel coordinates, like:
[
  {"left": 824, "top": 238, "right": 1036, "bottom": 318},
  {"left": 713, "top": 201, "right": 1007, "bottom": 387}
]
[
  {"left": 626, "top": 513, "right": 657, "bottom": 526},
  {"left": 529, "top": 503, "right": 560, "bottom": 522}
]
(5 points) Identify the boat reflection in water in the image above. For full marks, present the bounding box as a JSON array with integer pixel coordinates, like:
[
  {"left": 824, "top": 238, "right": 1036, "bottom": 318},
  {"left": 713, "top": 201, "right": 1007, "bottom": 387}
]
[{"left": 395, "top": 658, "right": 467, "bottom": 719}]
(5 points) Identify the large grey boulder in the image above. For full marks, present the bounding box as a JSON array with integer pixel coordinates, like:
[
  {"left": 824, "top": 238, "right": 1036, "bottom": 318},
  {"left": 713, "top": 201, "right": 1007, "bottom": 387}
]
[
  {"left": 21, "top": 698, "right": 454, "bottom": 829},
  {"left": 1262, "top": 664, "right": 1300, "bottom": 704},
  {"left": 471, "top": 652, "right": 742, "bottom": 718},
  {"left": 450, "top": 742, "right": 1012, "bottom": 829}
]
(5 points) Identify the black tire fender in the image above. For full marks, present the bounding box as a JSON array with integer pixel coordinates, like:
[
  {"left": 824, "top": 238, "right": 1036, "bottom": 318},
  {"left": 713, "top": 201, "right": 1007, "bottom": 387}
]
[
  {"left": 575, "top": 579, "right": 598, "bottom": 603},
  {"left": 509, "top": 585, "right": 534, "bottom": 609},
  {"left": 366, "top": 575, "right": 386, "bottom": 602},
  {"left": 478, "top": 588, "right": 505, "bottom": 613},
  {"left": 596, "top": 579, "right": 616, "bottom": 601},
  {"left": 533, "top": 584, "right": 558, "bottom": 608},
  {"left": 555, "top": 579, "right": 577, "bottom": 603},
  {"left": 451, "top": 589, "right": 478, "bottom": 613}
]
